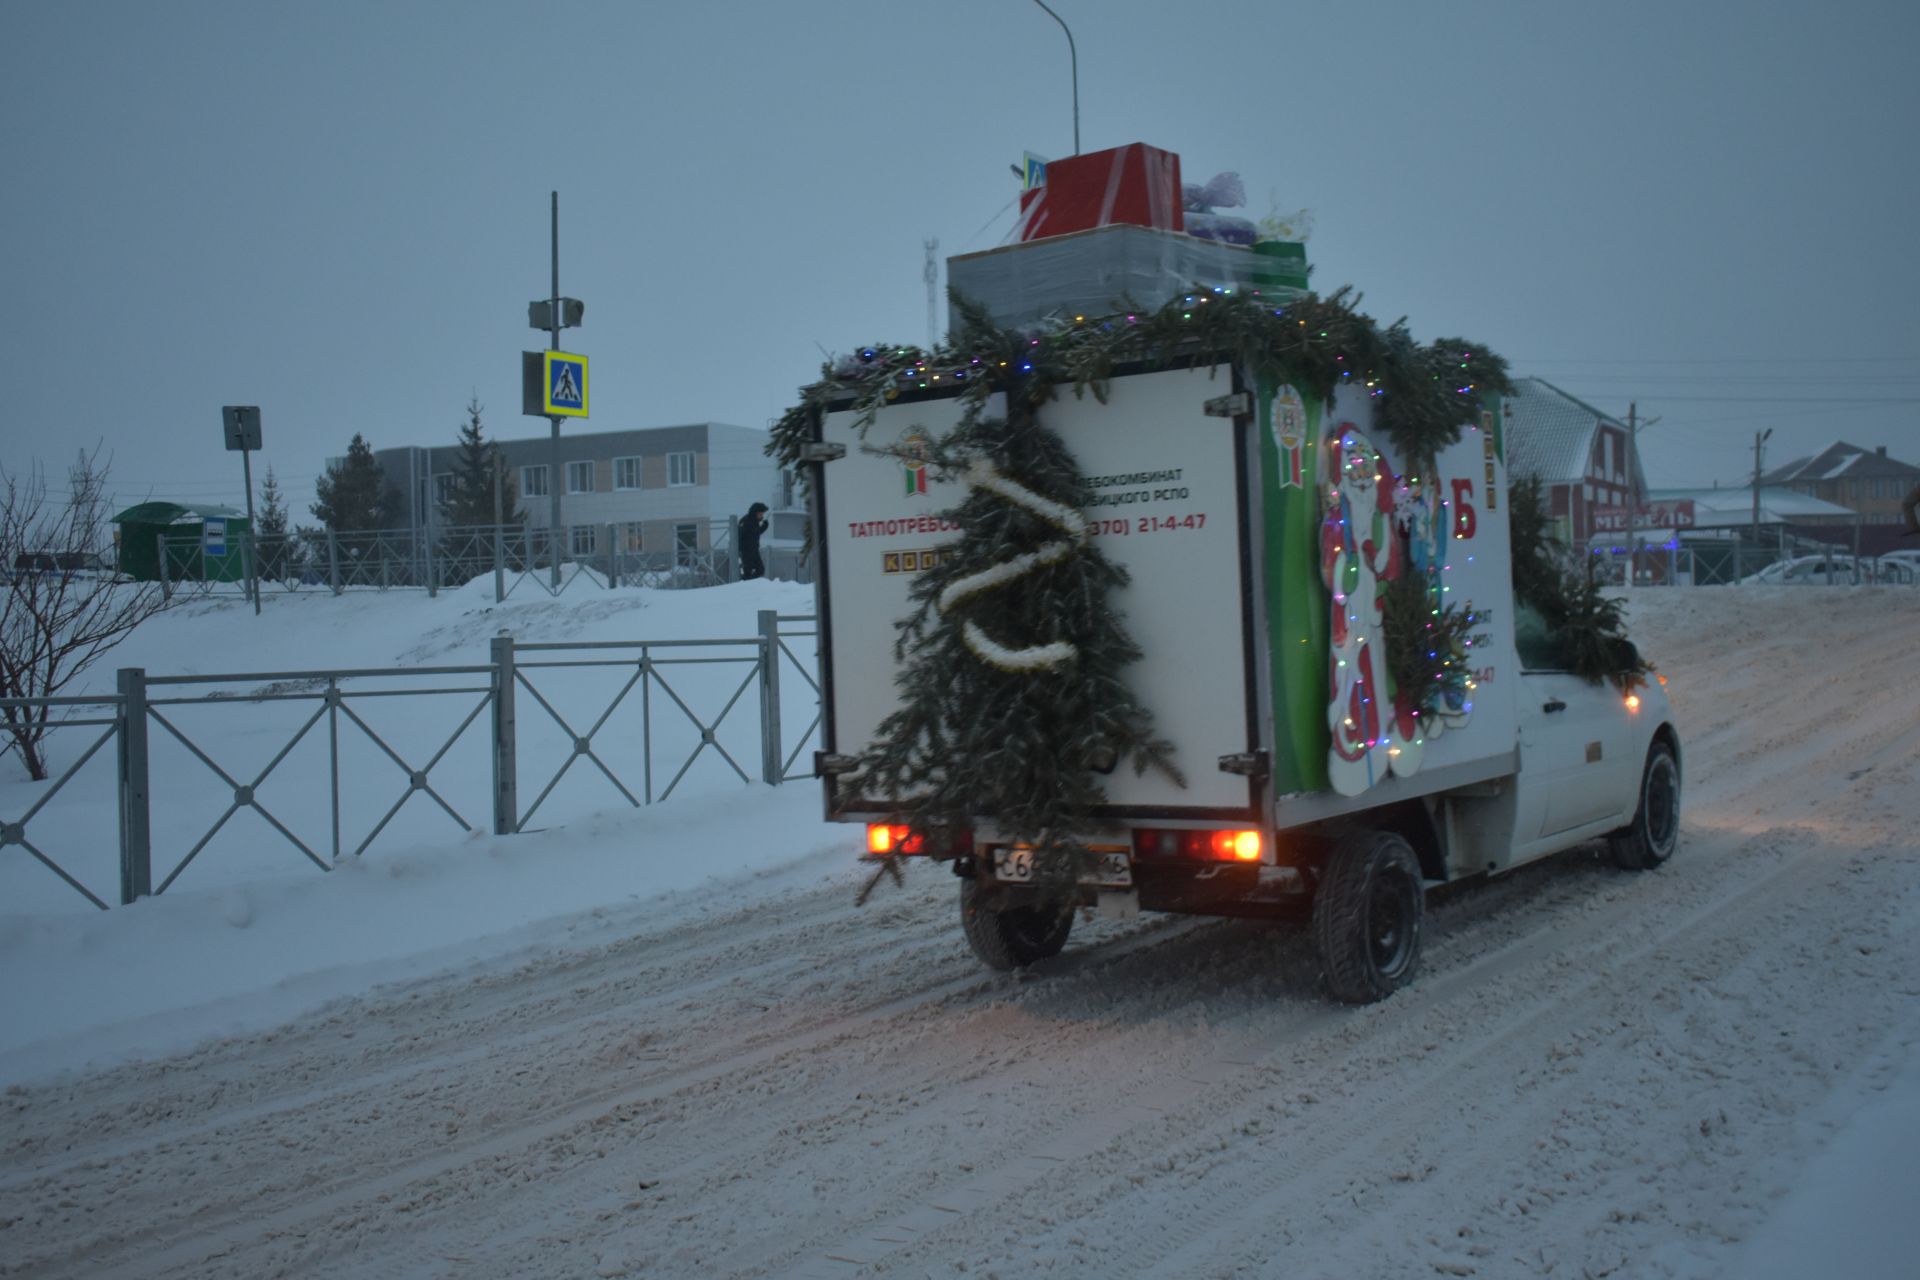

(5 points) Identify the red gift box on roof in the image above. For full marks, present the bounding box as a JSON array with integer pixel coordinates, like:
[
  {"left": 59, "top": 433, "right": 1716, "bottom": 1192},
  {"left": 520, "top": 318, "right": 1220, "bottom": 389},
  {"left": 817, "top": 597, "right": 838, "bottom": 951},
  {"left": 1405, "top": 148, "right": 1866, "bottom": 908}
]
[{"left": 1016, "top": 142, "right": 1184, "bottom": 242}]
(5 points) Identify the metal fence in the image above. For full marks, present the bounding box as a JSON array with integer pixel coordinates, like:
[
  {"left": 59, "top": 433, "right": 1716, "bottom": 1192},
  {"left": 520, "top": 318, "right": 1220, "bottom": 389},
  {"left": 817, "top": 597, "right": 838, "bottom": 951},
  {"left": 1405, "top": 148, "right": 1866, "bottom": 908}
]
[
  {"left": 155, "top": 520, "right": 812, "bottom": 604},
  {"left": 1576, "top": 529, "right": 1918, "bottom": 588},
  {"left": 0, "top": 612, "right": 820, "bottom": 912}
]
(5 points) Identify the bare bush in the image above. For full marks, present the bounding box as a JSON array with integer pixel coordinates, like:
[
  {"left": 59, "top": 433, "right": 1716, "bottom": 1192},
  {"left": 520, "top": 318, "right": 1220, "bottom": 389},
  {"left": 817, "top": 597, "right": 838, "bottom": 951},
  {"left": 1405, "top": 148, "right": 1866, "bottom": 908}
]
[{"left": 1, "top": 449, "right": 169, "bottom": 780}]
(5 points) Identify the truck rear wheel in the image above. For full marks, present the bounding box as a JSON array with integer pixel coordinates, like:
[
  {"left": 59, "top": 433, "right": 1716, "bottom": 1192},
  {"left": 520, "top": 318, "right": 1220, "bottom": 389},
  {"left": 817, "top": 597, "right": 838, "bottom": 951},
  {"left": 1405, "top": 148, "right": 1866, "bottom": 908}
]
[
  {"left": 1610, "top": 740, "right": 1681, "bottom": 870},
  {"left": 959, "top": 879, "right": 1073, "bottom": 971},
  {"left": 1312, "top": 831, "right": 1424, "bottom": 1004}
]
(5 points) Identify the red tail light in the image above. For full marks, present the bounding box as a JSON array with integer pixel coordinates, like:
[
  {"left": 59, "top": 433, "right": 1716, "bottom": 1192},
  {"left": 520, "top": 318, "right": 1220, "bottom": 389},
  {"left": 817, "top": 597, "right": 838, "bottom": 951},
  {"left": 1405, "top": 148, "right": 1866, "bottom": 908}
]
[
  {"left": 865, "top": 825, "right": 974, "bottom": 856},
  {"left": 1131, "top": 828, "right": 1266, "bottom": 863}
]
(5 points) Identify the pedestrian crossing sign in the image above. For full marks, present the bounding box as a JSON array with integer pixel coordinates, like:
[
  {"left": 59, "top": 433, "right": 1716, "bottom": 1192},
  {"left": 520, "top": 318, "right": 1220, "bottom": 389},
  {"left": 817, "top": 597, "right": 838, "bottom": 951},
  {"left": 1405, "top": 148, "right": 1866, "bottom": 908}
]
[{"left": 543, "top": 351, "right": 589, "bottom": 417}]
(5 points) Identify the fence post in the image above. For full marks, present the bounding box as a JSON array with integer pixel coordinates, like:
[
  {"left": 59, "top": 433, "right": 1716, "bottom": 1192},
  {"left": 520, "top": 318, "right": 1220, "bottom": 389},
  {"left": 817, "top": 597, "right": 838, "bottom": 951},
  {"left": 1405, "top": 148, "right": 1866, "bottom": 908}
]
[
  {"left": 327, "top": 530, "right": 342, "bottom": 595},
  {"left": 491, "top": 634, "right": 519, "bottom": 833},
  {"left": 117, "top": 667, "right": 152, "bottom": 904},
  {"left": 757, "top": 609, "right": 783, "bottom": 785},
  {"left": 155, "top": 533, "right": 172, "bottom": 601},
  {"left": 425, "top": 525, "right": 438, "bottom": 599},
  {"left": 606, "top": 522, "right": 617, "bottom": 589},
  {"left": 493, "top": 524, "right": 506, "bottom": 604}
]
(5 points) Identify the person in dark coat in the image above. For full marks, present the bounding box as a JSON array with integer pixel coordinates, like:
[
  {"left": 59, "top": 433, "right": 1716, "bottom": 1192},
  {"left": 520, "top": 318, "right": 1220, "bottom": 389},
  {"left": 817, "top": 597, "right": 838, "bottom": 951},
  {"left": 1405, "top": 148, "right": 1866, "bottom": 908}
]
[{"left": 739, "top": 502, "right": 770, "bottom": 580}]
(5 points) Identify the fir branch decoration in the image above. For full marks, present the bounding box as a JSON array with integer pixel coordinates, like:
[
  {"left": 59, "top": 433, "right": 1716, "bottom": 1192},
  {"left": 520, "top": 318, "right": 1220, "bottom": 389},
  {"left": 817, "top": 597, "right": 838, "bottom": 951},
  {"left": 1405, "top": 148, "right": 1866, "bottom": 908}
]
[
  {"left": 1507, "top": 476, "right": 1652, "bottom": 690},
  {"left": 768, "top": 286, "right": 1514, "bottom": 509},
  {"left": 1382, "top": 570, "right": 1477, "bottom": 721}
]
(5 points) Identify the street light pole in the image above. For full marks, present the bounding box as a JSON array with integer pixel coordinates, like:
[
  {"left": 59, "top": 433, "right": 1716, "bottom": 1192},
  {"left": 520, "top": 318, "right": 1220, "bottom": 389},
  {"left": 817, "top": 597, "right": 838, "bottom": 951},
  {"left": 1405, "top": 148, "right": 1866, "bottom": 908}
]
[{"left": 1032, "top": 0, "right": 1080, "bottom": 155}]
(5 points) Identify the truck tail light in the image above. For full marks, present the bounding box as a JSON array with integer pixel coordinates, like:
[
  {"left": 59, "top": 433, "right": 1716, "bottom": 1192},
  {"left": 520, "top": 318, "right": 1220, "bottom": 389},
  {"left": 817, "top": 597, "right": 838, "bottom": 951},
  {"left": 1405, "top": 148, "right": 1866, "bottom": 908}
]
[
  {"left": 865, "top": 825, "right": 974, "bottom": 856},
  {"left": 868, "top": 824, "right": 913, "bottom": 854},
  {"left": 1211, "top": 829, "right": 1263, "bottom": 862},
  {"left": 1131, "top": 828, "right": 1265, "bottom": 863}
]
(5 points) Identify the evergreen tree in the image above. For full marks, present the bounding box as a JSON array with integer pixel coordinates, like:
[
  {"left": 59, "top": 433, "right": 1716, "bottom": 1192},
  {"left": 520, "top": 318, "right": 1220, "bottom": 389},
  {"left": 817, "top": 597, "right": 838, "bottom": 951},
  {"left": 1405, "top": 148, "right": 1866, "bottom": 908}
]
[
  {"left": 311, "top": 433, "right": 399, "bottom": 533},
  {"left": 439, "top": 398, "right": 522, "bottom": 528},
  {"left": 255, "top": 465, "right": 293, "bottom": 582}
]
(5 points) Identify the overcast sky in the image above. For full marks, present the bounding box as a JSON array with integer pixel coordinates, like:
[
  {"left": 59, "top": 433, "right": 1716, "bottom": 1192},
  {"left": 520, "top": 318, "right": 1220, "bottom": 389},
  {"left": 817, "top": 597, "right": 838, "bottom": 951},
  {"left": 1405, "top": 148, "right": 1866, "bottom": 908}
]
[{"left": 4, "top": 0, "right": 1916, "bottom": 518}]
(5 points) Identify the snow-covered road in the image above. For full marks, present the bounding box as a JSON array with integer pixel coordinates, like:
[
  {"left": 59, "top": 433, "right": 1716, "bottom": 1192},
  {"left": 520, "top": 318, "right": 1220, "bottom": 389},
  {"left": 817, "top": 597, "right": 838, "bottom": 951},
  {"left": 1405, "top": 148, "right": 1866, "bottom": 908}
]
[{"left": 3, "top": 588, "right": 1917, "bottom": 1278}]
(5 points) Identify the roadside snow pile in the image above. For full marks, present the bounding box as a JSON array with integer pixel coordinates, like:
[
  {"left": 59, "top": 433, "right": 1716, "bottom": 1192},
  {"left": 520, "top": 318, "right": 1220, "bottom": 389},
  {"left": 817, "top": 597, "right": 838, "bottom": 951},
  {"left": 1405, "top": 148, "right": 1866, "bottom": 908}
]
[{"left": 0, "top": 578, "right": 846, "bottom": 1079}]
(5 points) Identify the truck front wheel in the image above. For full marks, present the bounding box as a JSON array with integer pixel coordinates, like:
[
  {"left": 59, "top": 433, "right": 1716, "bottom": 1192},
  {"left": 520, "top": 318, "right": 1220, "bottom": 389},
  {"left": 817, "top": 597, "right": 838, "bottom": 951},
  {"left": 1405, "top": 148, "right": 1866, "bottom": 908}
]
[
  {"left": 1312, "top": 831, "right": 1425, "bottom": 1004},
  {"left": 1610, "top": 740, "right": 1681, "bottom": 870},
  {"left": 959, "top": 880, "right": 1073, "bottom": 971}
]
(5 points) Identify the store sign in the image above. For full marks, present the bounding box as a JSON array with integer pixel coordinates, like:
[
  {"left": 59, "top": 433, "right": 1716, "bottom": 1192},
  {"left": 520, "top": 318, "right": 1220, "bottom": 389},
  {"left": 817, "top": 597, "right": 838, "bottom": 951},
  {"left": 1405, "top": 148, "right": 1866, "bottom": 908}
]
[{"left": 1592, "top": 499, "right": 1696, "bottom": 532}]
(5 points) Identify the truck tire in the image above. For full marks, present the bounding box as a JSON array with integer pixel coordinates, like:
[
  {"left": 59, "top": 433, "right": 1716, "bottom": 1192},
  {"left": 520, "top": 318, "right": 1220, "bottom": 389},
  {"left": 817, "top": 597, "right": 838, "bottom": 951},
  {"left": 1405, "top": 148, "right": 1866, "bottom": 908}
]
[
  {"left": 1609, "top": 740, "right": 1681, "bottom": 871},
  {"left": 1312, "top": 831, "right": 1424, "bottom": 1004},
  {"left": 959, "top": 880, "right": 1073, "bottom": 971}
]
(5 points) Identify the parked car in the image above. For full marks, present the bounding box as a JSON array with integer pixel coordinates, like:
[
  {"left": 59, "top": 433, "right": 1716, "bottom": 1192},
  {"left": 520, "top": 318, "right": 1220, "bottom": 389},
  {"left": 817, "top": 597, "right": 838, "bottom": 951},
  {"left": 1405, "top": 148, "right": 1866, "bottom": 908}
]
[
  {"left": 1736, "top": 554, "right": 1860, "bottom": 586},
  {"left": 10, "top": 550, "right": 118, "bottom": 580},
  {"left": 1870, "top": 555, "right": 1918, "bottom": 585}
]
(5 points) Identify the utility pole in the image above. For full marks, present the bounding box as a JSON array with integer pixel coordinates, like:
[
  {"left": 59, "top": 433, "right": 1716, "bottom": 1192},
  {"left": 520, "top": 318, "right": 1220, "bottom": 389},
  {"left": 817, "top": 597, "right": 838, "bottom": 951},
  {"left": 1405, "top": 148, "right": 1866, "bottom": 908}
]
[
  {"left": 923, "top": 237, "right": 939, "bottom": 351},
  {"left": 1626, "top": 402, "right": 1637, "bottom": 588},
  {"left": 1751, "top": 428, "right": 1772, "bottom": 542},
  {"left": 546, "top": 191, "right": 563, "bottom": 589},
  {"left": 520, "top": 193, "right": 587, "bottom": 589}
]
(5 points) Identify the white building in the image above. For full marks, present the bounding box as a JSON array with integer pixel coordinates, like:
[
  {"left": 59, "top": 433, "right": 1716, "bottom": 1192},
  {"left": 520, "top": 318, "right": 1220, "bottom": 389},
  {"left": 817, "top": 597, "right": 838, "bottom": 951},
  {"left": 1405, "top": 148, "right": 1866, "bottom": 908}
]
[{"left": 367, "top": 422, "right": 799, "bottom": 572}]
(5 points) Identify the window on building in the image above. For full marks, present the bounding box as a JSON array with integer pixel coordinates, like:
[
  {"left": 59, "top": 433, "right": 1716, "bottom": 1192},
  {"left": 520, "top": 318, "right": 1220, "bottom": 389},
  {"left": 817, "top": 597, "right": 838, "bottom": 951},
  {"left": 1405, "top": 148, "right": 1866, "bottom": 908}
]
[
  {"left": 617, "top": 522, "right": 643, "bottom": 553},
  {"left": 569, "top": 525, "right": 597, "bottom": 557},
  {"left": 674, "top": 522, "right": 698, "bottom": 566},
  {"left": 668, "top": 452, "right": 697, "bottom": 487},
  {"left": 567, "top": 460, "right": 594, "bottom": 494},
  {"left": 614, "top": 456, "right": 642, "bottom": 490},
  {"left": 1850, "top": 478, "right": 1862, "bottom": 500},
  {"left": 521, "top": 465, "right": 549, "bottom": 498}
]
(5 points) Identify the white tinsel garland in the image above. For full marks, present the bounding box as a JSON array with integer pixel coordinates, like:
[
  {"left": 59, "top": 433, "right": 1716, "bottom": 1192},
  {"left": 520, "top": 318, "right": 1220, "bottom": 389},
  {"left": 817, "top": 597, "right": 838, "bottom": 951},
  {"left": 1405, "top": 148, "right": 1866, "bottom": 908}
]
[{"left": 937, "top": 460, "right": 1089, "bottom": 673}]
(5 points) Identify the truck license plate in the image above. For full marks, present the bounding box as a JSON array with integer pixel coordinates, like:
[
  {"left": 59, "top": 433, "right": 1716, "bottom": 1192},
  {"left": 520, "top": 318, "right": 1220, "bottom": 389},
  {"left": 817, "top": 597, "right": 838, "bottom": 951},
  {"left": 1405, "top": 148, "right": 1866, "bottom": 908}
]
[{"left": 992, "top": 848, "right": 1133, "bottom": 888}]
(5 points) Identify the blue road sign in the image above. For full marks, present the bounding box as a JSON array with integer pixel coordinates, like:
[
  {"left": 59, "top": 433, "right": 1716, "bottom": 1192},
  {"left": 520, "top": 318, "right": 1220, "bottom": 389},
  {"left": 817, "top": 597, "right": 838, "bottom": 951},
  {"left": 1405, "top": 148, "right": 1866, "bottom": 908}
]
[
  {"left": 544, "top": 351, "right": 588, "bottom": 417},
  {"left": 204, "top": 518, "right": 227, "bottom": 556}
]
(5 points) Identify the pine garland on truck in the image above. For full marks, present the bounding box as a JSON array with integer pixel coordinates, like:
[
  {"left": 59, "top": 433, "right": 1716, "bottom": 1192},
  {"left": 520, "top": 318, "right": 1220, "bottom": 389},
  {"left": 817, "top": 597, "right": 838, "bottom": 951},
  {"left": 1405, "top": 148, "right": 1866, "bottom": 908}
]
[
  {"left": 770, "top": 287, "right": 1512, "bottom": 502},
  {"left": 1508, "top": 476, "right": 1653, "bottom": 689}
]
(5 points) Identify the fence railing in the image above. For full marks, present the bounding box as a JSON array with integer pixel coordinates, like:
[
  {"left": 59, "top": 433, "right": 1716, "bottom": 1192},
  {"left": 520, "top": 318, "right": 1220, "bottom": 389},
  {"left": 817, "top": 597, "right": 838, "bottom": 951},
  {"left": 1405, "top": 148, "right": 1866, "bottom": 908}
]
[
  {"left": 1575, "top": 529, "right": 1918, "bottom": 588},
  {"left": 155, "top": 520, "right": 812, "bottom": 604},
  {"left": 0, "top": 612, "right": 819, "bottom": 912}
]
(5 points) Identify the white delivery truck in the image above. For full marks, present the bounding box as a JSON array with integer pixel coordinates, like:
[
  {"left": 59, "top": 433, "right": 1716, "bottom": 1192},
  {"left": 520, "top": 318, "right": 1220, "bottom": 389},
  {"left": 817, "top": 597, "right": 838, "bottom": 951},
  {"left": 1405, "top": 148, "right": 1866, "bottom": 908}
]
[{"left": 800, "top": 351, "right": 1679, "bottom": 1003}]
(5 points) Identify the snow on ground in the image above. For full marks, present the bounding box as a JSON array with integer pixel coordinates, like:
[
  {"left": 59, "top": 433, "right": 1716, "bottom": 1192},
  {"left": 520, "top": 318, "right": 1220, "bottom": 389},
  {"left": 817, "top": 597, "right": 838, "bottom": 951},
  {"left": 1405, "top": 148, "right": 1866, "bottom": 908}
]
[{"left": 1, "top": 582, "right": 1917, "bottom": 1278}]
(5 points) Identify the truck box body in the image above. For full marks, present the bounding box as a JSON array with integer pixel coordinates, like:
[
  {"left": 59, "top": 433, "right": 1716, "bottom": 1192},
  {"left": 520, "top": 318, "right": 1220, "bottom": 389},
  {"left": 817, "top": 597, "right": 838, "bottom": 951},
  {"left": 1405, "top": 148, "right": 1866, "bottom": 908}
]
[{"left": 815, "top": 364, "right": 1523, "bottom": 834}]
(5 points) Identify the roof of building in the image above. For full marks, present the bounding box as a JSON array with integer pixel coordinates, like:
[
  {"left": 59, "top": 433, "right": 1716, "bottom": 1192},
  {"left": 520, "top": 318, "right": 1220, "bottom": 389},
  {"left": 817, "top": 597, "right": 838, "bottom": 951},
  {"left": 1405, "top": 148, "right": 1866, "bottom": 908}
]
[
  {"left": 111, "top": 502, "right": 245, "bottom": 525},
  {"left": 1647, "top": 485, "right": 1857, "bottom": 527},
  {"left": 1504, "top": 377, "right": 1639, "bottom": 490},
  {"left": 1759, "top": 440, "right": 1920, "bottom": 485}
]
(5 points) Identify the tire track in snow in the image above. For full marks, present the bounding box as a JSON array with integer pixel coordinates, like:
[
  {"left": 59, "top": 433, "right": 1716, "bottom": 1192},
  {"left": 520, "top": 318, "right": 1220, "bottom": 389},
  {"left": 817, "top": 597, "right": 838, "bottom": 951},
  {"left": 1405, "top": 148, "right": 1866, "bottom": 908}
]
[
  {"left": 5, "top": 909, "right": 1207, "bottom": 1280},
  {"left": 779, "top": 820, "right": 1859, "bottom": 1278}
]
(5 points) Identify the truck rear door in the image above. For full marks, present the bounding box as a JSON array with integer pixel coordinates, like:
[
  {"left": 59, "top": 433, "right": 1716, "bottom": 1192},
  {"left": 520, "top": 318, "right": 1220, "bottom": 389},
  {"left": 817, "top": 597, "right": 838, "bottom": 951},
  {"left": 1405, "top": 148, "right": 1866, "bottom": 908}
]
[{"left": 815, "top": 365, "right": 1261, "bottom": 822}]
